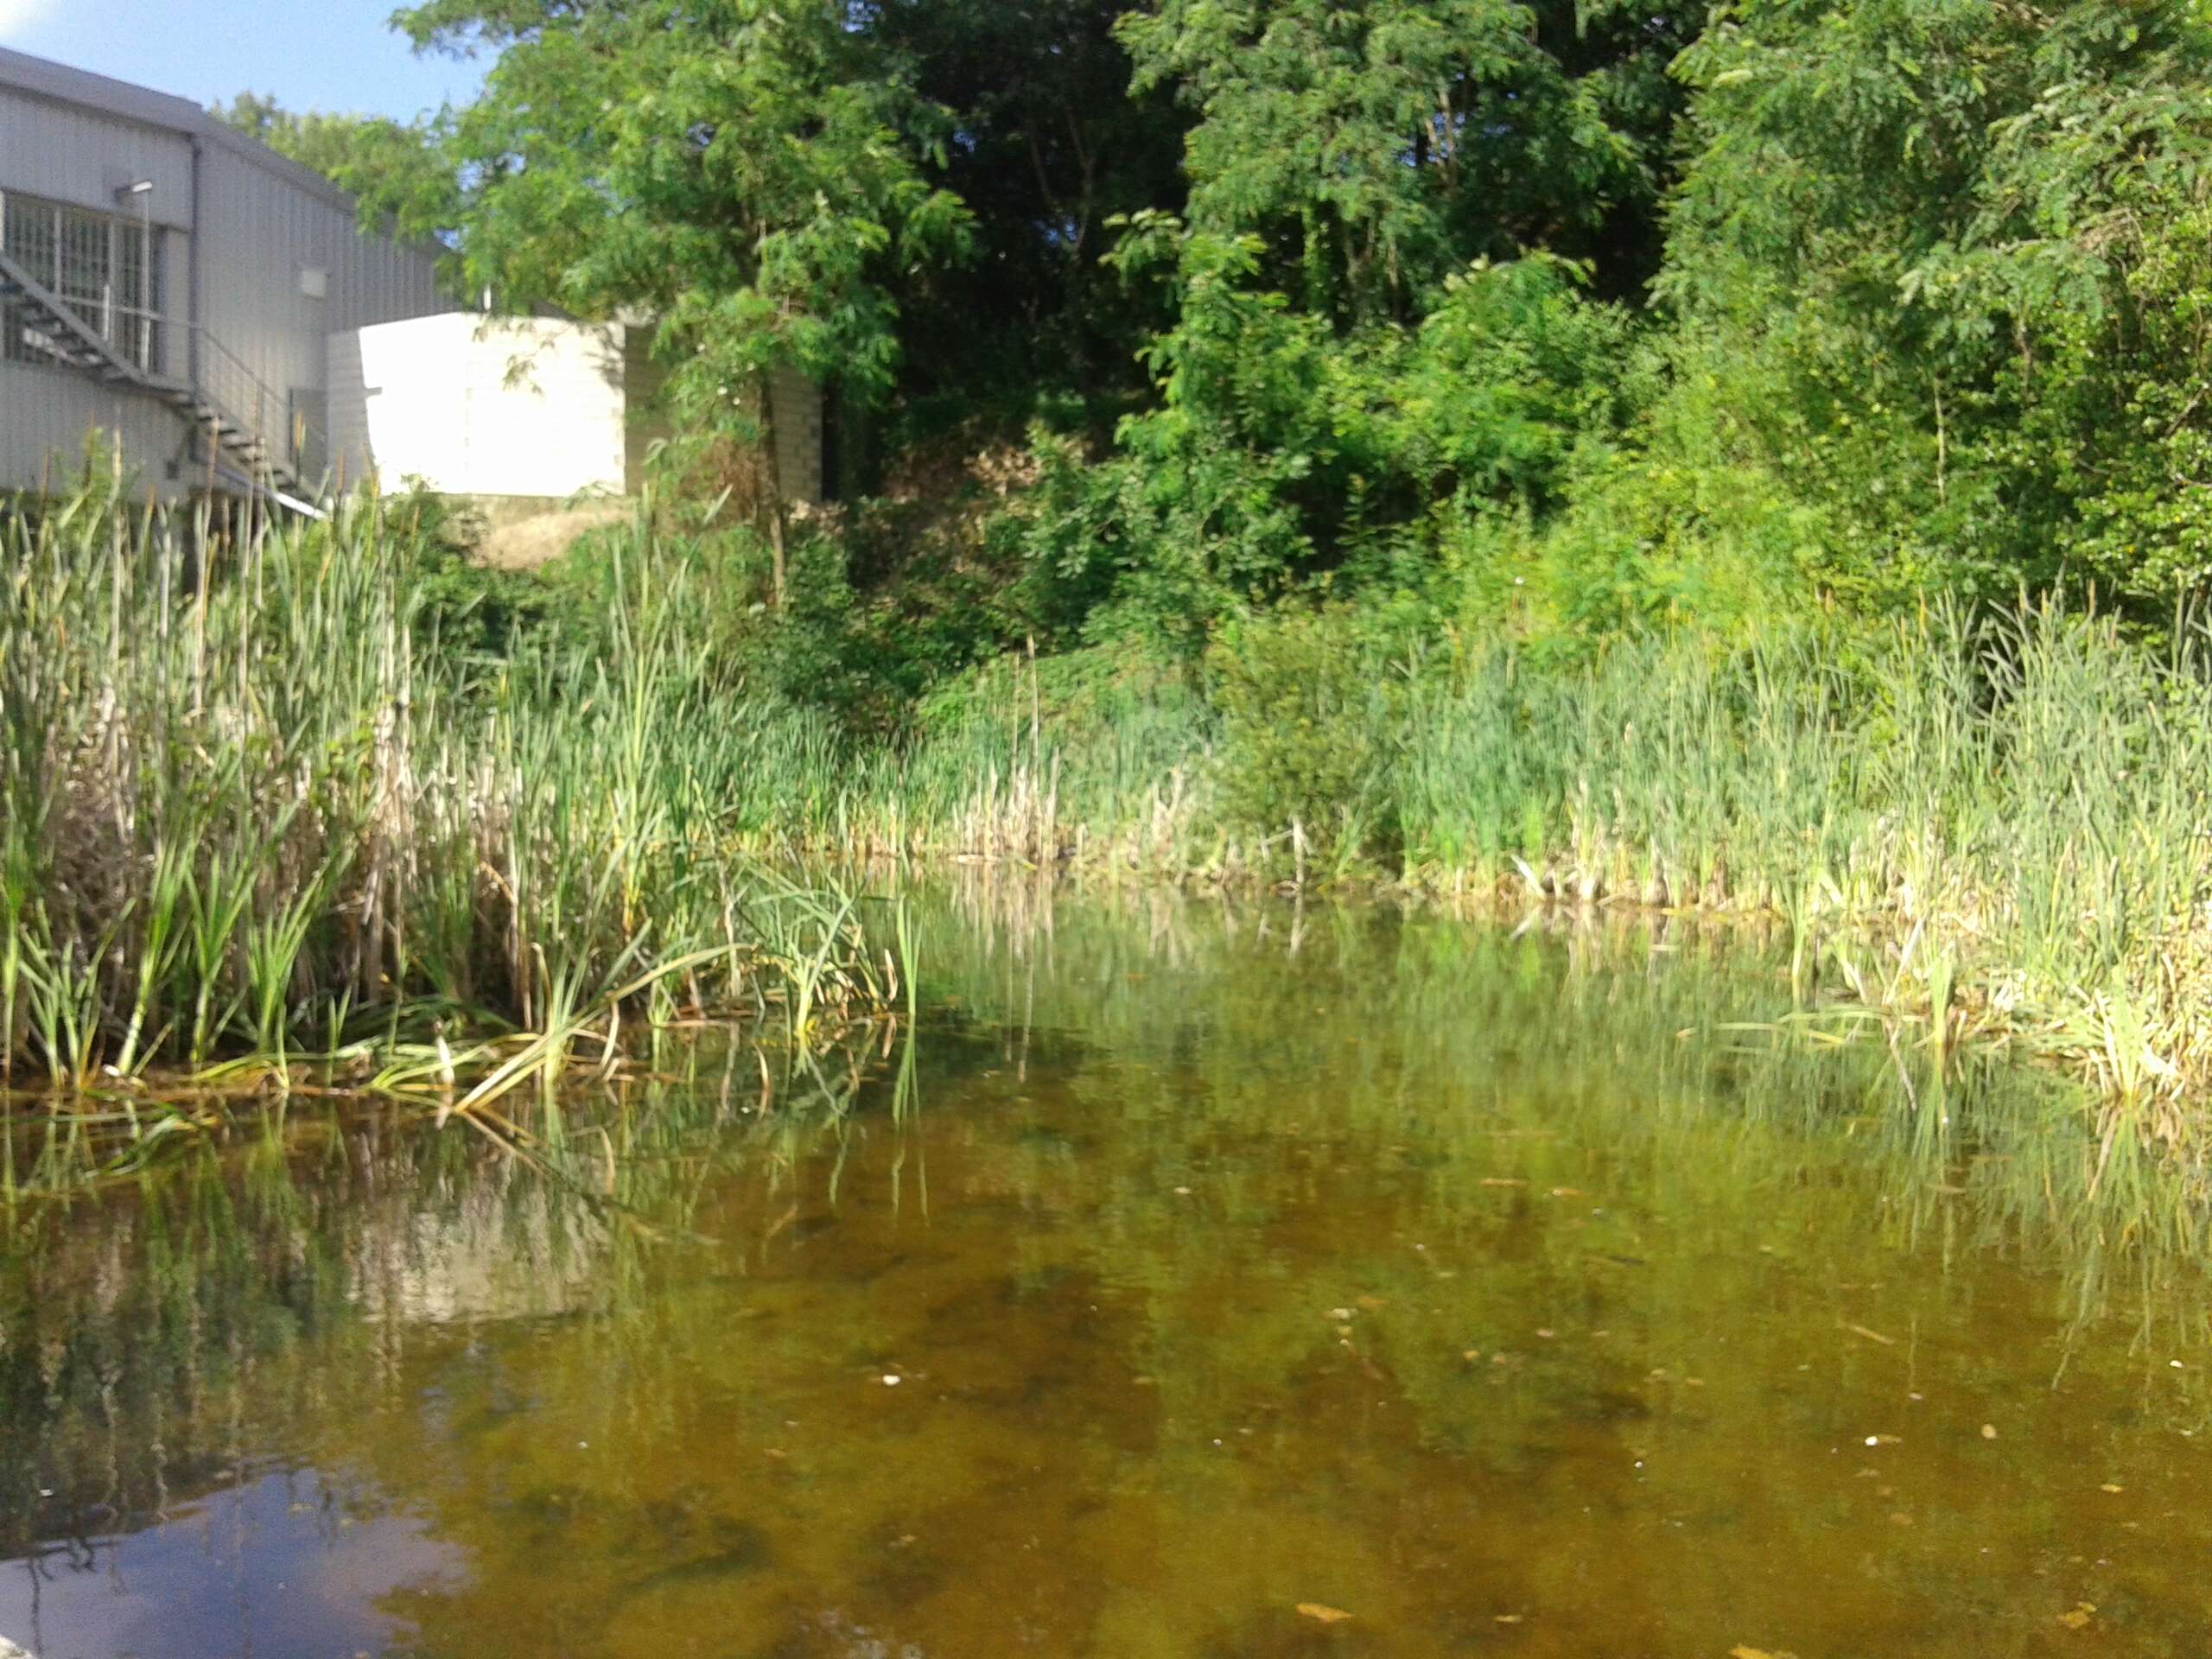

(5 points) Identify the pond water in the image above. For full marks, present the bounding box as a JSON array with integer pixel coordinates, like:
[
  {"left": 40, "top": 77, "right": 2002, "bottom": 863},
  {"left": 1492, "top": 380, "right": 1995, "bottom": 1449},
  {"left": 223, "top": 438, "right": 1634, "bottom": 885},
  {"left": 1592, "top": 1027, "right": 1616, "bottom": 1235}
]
[{"left": 1, "top": 886, "right": 2209, "bottom": 1658}]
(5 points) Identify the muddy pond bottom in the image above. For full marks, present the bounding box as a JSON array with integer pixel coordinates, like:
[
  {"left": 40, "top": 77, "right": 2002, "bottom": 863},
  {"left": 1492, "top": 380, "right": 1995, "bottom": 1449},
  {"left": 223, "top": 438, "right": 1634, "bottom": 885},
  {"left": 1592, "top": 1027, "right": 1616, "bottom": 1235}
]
[{"left": 2, "top": 893, "right": 2209, "bottom": 1657}]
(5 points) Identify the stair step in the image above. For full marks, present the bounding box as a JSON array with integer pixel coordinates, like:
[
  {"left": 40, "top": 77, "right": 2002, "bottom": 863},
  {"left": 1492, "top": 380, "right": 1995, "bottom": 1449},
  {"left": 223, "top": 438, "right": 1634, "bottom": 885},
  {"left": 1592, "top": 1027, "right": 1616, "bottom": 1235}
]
[{"left": 0, "top": 256, "right": 319, "bottom": 512}]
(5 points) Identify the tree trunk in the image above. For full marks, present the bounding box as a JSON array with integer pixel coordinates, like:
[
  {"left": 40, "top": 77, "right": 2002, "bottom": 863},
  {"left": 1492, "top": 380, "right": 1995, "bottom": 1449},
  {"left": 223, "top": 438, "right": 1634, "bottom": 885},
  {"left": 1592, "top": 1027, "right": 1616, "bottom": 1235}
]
[{"left": 758, "top": 369, "right": 788, "bottom": 609}]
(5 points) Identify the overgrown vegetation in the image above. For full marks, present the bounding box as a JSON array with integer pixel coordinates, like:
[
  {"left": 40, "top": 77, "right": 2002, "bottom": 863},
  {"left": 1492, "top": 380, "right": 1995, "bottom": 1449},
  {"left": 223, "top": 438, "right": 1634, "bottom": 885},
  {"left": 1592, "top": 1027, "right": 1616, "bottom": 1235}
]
[
  {"left": 158, "top": 0, "right": 2212, "bottom": 1160},
  {"left": 636, "top": 600, "right": 2212, "bottom": 1152},
  {"left": 0, "top": 482, "right": 899, "bottom": 1105},
  {"left": 243, "top": 0, "right": 2212, "bottom": 637}
]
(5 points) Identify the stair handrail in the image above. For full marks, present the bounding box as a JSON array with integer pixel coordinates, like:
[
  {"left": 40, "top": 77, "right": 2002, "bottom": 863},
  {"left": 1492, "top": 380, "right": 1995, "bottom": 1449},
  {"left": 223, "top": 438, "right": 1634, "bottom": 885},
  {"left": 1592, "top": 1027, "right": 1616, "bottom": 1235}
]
[
  {"left": 0, "top": 244, "right": 154, "bottom": 385},
  {"left": 171, "top": 323, "right": 329, "bottom": 493},
  {"left": 3, "top": 248, "right": 329, "bottom": 510}
]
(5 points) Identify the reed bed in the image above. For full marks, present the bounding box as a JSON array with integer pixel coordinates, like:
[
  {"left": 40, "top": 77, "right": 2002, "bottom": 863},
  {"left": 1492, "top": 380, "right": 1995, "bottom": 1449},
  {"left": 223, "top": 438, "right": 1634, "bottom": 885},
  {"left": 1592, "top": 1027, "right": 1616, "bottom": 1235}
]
[
  {"left": 19, "top": 477, "right": 2207, "bottom": 1173},
  {"left": 728, "top": 601, "right": 2212, "bottom": 1167},
  {"left": 1396, "top": 606, "right": 2212, "bottom": 1160},
  {"left": 0, "top": 483, "right": 899, "bottom": 1113}
]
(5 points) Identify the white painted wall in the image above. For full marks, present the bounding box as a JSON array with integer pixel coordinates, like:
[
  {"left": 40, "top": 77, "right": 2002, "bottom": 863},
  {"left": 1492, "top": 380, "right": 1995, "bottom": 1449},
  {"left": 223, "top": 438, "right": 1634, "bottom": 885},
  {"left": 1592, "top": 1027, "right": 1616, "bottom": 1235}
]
[
  {"left": 327, "top": 314, "right": 832, "bottom": 505},
  {"left": 328, "top": 315, "right": 633, "bottom": 498}
]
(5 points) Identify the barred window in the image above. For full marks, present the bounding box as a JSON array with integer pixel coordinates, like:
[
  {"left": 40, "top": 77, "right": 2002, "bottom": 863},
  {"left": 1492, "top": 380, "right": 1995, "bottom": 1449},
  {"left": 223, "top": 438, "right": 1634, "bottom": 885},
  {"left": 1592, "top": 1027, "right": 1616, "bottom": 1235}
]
[{"left": 0, "top": 188, "right": 164, "bottom": 373}]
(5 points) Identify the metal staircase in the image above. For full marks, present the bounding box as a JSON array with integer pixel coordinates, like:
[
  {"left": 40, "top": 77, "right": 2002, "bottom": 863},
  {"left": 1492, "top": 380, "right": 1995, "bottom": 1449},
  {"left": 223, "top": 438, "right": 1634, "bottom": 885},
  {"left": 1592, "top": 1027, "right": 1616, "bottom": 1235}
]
[{"left": 0, "top": 245, "right": 322, "bottom": 513}]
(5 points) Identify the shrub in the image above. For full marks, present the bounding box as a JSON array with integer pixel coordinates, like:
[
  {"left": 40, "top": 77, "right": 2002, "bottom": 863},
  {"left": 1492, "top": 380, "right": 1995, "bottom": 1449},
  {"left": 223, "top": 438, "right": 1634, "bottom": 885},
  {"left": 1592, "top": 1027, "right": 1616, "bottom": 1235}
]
[{"left": 1206, "top": 605, "right": 1414, "bottom": 864}]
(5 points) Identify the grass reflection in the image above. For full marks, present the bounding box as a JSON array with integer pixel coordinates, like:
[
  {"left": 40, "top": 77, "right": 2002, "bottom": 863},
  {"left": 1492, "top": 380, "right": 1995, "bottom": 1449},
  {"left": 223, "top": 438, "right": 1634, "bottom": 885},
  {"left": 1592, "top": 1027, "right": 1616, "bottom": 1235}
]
[{"left": 1, "top": 886, "right": 2209, "bottom": 1657}]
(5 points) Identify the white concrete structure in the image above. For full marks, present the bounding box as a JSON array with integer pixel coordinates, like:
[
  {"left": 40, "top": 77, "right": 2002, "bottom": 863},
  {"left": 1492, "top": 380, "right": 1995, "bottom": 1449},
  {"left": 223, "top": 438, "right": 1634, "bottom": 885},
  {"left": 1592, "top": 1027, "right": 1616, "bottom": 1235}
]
[
  {"left": 328, "top": 313, "right": 824, "bottom": 507},
  {"left": 0, "top": 47, "right": 446, "bottom": 503},
  {"left": 328, "top": 315, "right": 656, "bottom": 498}
]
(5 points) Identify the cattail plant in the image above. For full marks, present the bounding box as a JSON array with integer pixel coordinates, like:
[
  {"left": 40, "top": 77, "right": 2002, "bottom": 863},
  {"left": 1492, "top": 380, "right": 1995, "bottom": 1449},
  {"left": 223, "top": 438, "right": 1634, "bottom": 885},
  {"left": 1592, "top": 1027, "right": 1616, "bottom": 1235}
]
[{"left": 0, "top": 477, "right": 900, "bottom": 1105}]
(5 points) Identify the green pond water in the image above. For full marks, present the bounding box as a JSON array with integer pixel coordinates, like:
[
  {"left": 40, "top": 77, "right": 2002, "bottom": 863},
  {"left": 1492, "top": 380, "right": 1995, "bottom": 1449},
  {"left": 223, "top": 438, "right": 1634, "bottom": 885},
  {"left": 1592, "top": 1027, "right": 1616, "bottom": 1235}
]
[{"left": 2, "top": 886, "right": 2210, "bottom": 1658}]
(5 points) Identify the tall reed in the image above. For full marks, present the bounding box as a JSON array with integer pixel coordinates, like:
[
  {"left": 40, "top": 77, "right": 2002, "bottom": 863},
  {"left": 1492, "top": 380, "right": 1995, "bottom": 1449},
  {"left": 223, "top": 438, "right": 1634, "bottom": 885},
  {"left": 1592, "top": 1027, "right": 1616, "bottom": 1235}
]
[
  {"left": 1395, "top": 604, "right": 2212, "bottom": 1153},
  {"left": 711, "top": 598, "right": 2212, "bottom": 1158},
  {"left": 0, "top": 481, "right": 893, "bottom": 1098}
]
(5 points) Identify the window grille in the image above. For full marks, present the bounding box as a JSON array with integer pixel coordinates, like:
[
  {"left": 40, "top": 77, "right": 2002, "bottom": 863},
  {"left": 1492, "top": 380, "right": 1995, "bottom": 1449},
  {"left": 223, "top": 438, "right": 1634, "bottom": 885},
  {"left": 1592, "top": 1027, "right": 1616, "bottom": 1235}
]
[{"left": 0, "top": 188, "right": 164, "bottom": 373}]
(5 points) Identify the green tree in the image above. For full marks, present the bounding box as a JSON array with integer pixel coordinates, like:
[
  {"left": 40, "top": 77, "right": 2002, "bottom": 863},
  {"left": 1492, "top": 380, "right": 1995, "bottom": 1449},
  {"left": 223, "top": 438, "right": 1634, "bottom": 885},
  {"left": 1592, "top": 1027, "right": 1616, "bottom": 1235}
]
[
  {"left": 395, "top": 0, "right": 974, "bottom": 598},
  {"left": 868, "top": 0, "right": 1191, "bottom": 403},
  {"left": 1662, "top": 0, "right": 2212, "bottom": 606},
  {"left": 1019, "top": 0, "right": 1678, "bottom": 648},
  {"left": 1025, "top": 235, "right": 1636, "bottom": 648},
  {"left": 1119, "top": 0, "right": 1704, "bottom": 327}
]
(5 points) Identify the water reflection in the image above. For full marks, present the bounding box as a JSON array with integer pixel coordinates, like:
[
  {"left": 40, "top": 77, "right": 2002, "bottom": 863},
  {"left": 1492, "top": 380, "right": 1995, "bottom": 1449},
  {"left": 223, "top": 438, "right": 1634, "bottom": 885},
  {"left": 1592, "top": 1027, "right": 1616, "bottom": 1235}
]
[
  {"left": 0, "top": 883, "right": 2209, "bottom": 1656},
  {"left": 0, "top": 1470, "right": 447, "bottom": 1659}
]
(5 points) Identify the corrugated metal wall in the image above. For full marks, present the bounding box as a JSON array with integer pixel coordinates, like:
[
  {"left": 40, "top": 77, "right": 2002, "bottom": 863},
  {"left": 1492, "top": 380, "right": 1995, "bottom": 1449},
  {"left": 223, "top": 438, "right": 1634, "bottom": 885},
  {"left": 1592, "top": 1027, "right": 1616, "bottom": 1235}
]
[
  {"left": 194, "top": 136, "right": 446, "bottom": 429},
  {"left": 0, "top": 88, "right": 193, "bottom": 219},
  {"left": 0, "top": 58, "right": 447, "bottom": 500},
  {"left": 0, "top": 360, "right": 191, "bottom": 494}
]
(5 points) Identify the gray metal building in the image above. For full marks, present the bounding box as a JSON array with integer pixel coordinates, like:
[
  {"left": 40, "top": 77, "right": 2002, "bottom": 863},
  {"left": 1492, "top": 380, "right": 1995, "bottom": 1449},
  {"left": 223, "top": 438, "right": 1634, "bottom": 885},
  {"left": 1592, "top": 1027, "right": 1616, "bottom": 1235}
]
[{"left": 0, "top": 46, "right": 447, "bottom": 505}]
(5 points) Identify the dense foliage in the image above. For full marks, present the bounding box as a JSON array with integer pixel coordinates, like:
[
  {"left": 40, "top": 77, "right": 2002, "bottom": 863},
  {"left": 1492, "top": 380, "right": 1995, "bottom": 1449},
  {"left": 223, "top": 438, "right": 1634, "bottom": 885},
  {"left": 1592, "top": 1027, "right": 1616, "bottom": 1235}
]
[
  {"left": 226, "top": 0, "right": 2212, "bottom": 676},
  {"left": 135, "top": 0, "right": 2212, "bottom": 1206},
  {"left": 1663, "top": 0, "right": 2212, "bottom": 606}
]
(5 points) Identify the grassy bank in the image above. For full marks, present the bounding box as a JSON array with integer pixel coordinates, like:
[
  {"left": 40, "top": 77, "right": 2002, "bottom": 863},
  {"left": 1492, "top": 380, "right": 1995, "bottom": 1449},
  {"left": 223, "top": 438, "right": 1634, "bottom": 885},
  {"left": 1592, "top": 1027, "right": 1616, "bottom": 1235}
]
[
  {"left": 16, "top": 483, "right": 2210, "bottom": 1179},
  {"left": 0, "top": 486, "right": 898, "bottom": 1108},
  {"left": 706, "top": 584, "right": 2212, "bottom": 1166}
]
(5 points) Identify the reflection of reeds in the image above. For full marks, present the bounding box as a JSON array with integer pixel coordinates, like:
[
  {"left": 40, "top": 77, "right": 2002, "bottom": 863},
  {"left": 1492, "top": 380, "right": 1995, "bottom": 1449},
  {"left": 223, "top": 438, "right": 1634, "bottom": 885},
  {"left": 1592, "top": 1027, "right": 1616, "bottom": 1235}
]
[
  {"left": 3, "top": 888, "right": 2204, "bottom": 1589},
  {"left": 893, "top": 878, "right": 2212, "bottom": 1263},
  {"left": 0, "top": 1021, "right": 915, "bottom": 1548},
  {"left": 0, "top": 481, "right": 899, "bottom": 1122}
]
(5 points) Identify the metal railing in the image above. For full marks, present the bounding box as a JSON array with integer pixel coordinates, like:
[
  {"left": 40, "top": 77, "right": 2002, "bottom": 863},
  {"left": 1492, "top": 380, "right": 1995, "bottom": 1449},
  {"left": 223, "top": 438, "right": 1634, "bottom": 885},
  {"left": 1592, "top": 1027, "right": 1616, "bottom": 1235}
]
[
  {"left": 0, "top": 290, "right": 161, "bottom": 373},
  {"left": 1, "top": 235, "right": 328, "bottom": 513},
  {"left": 165, "top": 324, "right": 328, "bottom": 491},
  {"left": 0, "top": 187, "right": 163, "bottom": 374}
]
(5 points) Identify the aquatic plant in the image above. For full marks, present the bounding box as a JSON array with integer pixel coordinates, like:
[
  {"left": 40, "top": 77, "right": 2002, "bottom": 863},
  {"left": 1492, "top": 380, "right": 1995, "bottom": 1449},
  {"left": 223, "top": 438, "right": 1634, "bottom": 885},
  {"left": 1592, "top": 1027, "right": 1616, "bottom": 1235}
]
[
  {"left": 0, "top": 480, "right": 901, "bottom": 1109},
  {"left": 702, "top": 596, "right": 2212, "bottom": 1170}
]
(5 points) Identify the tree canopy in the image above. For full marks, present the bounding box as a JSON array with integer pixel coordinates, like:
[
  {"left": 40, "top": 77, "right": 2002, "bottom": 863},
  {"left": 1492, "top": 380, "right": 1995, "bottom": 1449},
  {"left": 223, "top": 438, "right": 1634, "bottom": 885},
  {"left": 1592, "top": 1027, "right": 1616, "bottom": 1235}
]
[
  {"left": 265, "top": 0, "right": 2212, "bottom": 657},
  {"left": 395, "top": 0, "right": 971, "bottom": 422}
]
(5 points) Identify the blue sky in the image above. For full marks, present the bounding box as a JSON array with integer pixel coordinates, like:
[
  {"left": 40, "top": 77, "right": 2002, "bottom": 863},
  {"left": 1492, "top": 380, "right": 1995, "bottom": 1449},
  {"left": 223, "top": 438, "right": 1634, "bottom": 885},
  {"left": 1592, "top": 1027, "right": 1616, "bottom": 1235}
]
[{"left": 0, "top": 0, "right": 482, "bottom": 119}]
